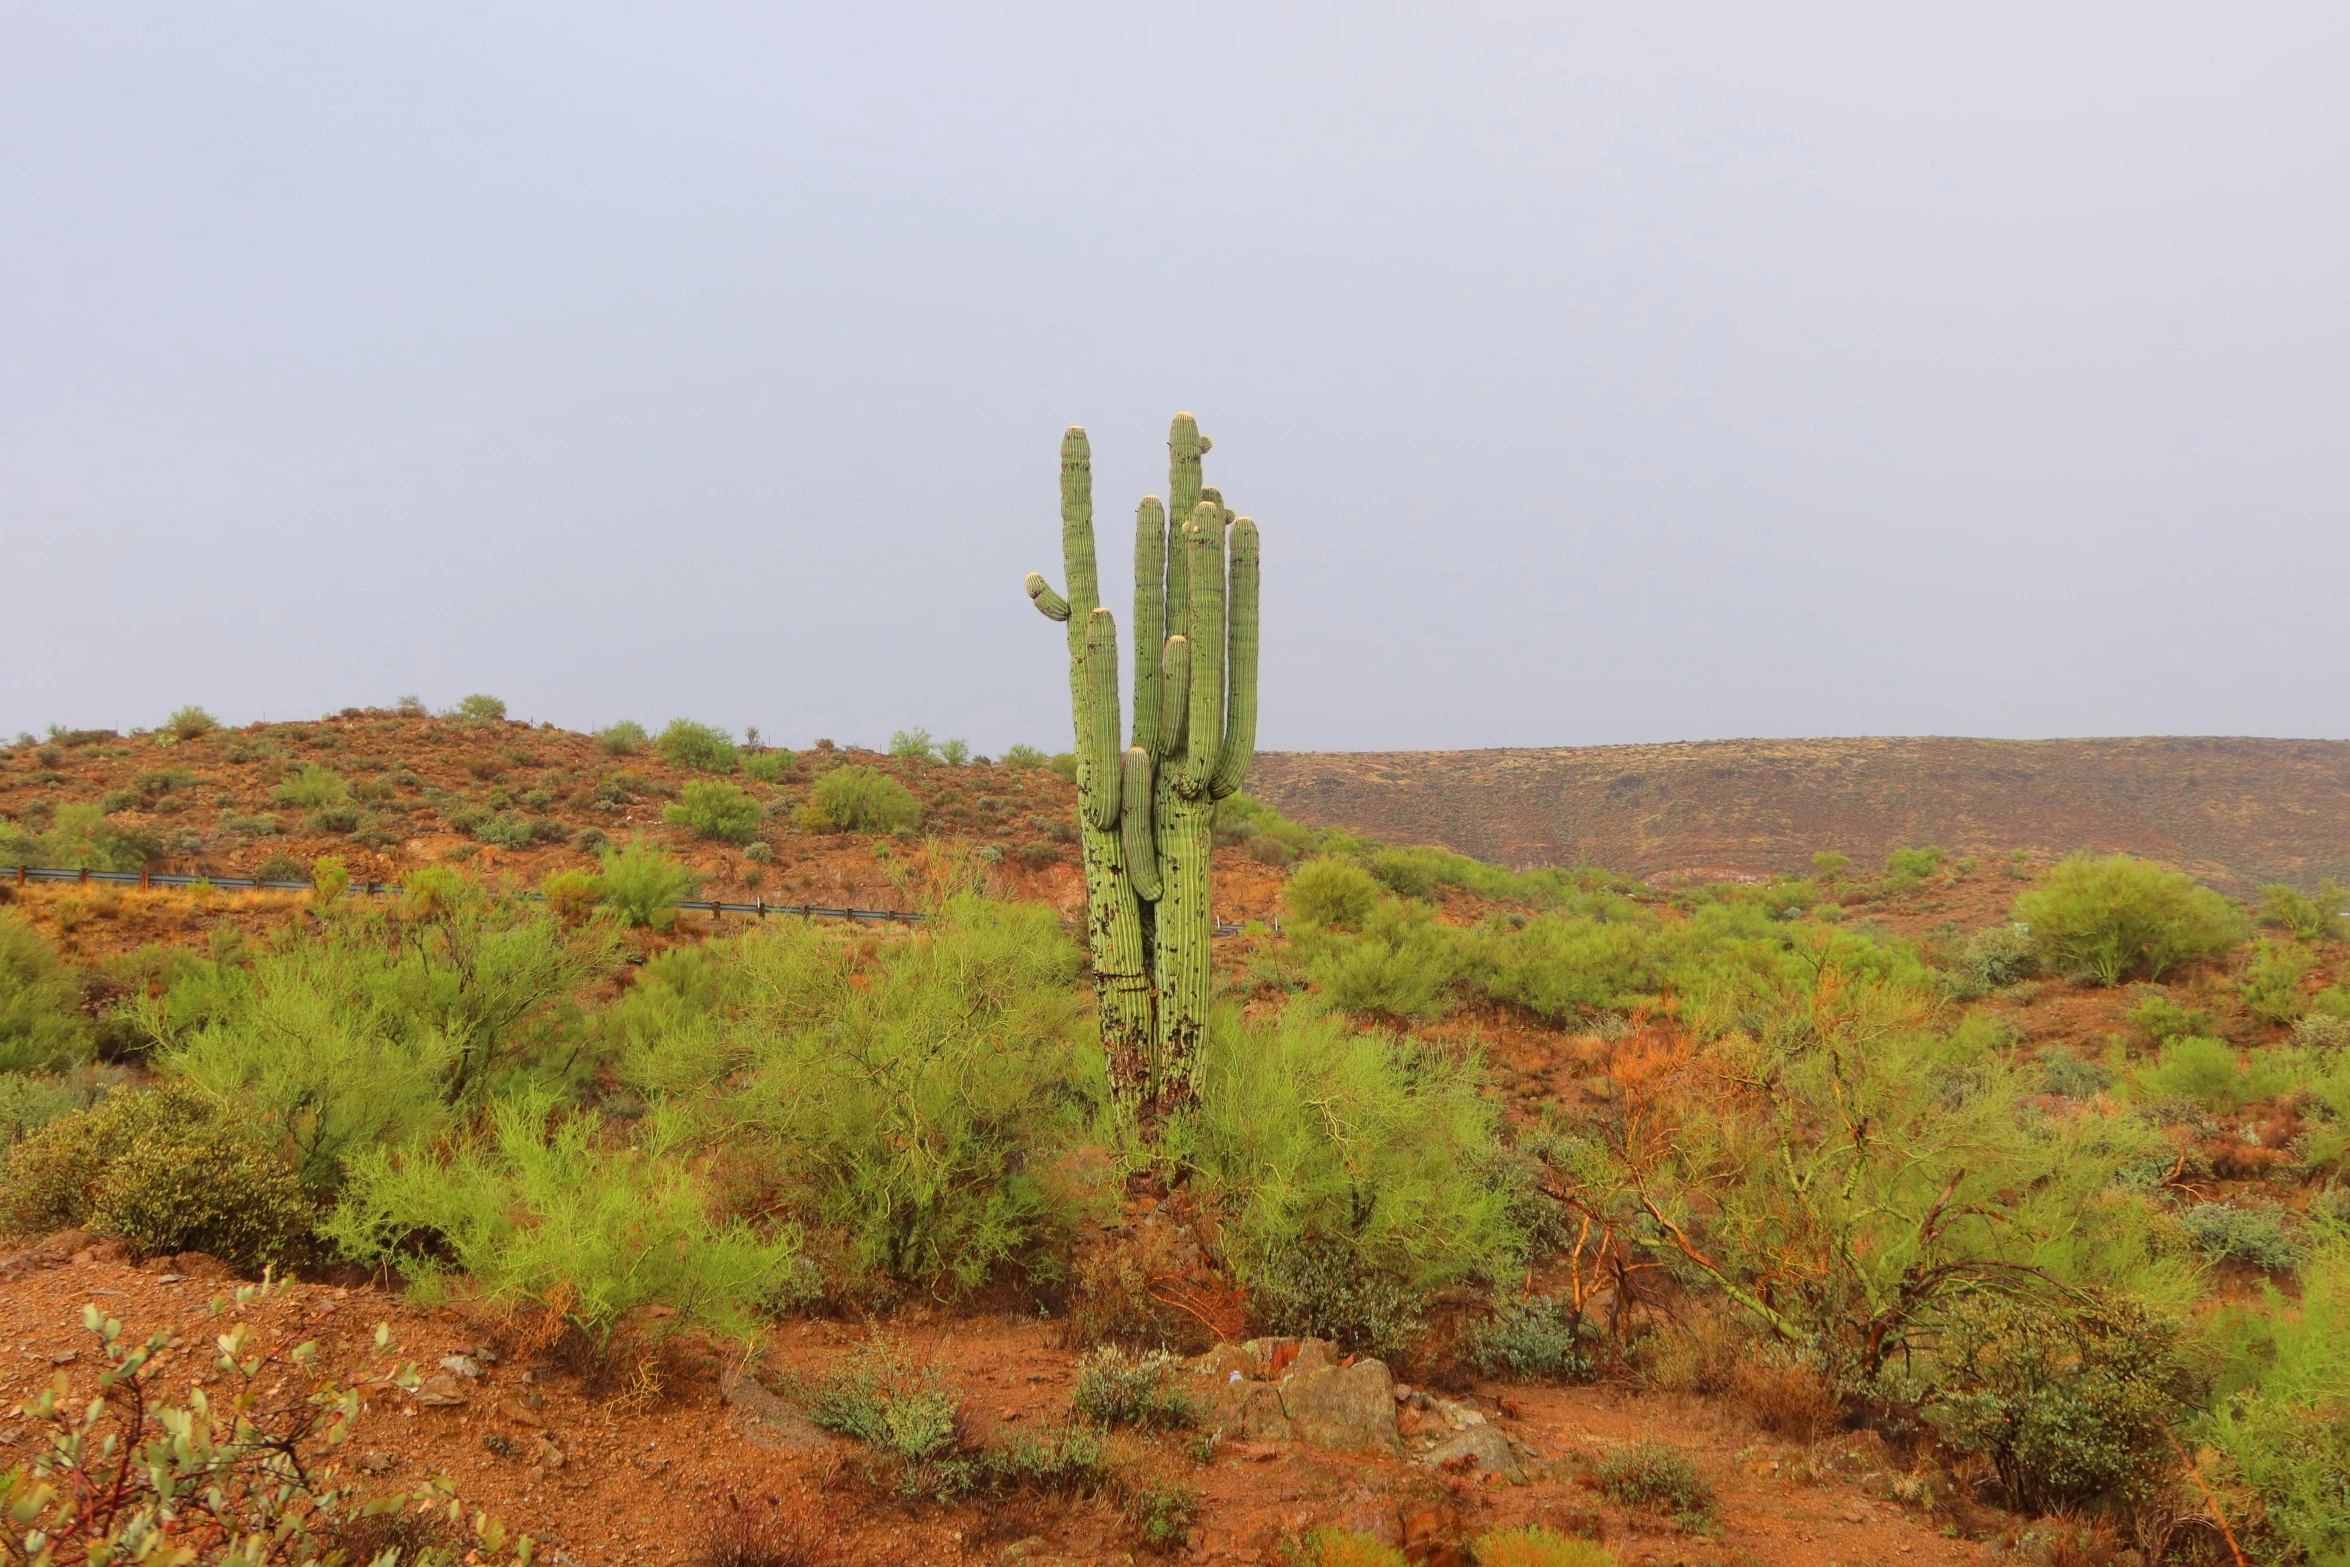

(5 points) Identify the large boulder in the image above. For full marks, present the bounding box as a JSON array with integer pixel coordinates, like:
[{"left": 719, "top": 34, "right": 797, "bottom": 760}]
[
  {"left": 1420, "top": 1422, "right": 1524, "bottom": 1483},
  {"left": 1281, "top": 1357, "right": 1400, "bottom": 1453}
]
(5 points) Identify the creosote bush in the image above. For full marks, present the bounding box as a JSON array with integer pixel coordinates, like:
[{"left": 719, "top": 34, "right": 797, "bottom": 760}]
[
  {"left": 1071, "top": 1346, "right": 1197, "bottom": 1430},
  {"left": 1595, "top": 1440, "right": 1713, "bottom": 1524},
  {"left": 0, "top": 1081, "right": 311, "bottom": 1267},
  {"left": 594, "top": 718, "right": 649, "bottom": 755},
  {"left": 1471, "top": 1528, "right": 1619, "bottom": 1567},
  {"left": 2257, "top": 879, "right": 2346, "bottom": 943},
  {"left": 1283, "top": 856, "right": 1384, "bottom": 931},
  {"left": 165, "top": 704, "right": 219, "bottom": 740},
  {"left": 2014, "top": 852, "right": 2246, "bottom": 985}
]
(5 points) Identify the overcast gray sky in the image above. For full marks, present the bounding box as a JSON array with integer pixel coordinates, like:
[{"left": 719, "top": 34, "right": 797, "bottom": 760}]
[{"left": 5, "top": 4, "right": 2344, "bottom": 753}]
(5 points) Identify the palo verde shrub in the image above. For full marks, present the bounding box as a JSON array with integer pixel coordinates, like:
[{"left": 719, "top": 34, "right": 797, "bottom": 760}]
[
  {"left": 1175, "top": 1003, "right": 1521, "bottom": 1355},
  {"left": 2133, "top": 1034, "right": 2284, "bottom": 1114},
  {"left": 328, "top": 1090, "right": 806, "bottom": 1350},
  {"left": 622, "top": 897, "right": 1103, "bottom": 1295},
  {"left": 664, "top": 779, "right": 763, "bottom": 845},
  {"left": 0, "top": 1065, "right": 121, "bottom": 1153},
  {"left": 999, "top": 743, "right": 1048, "bottom": 768},
  {"left": 451, "top": 693, "right": 507, "bottom": 723},
  {"left": 1303, "top": 900, "right": 1460, "bottom": 1020},
  {"left": 0, "top": 910, "right": 92, "bottom": 1074},
  {"left": 272, "top": 763, "right": 348, "bottom": 809},
  {"left": 2239, "top": 937, "right": 2315, "bottom": 1024},
  {"left": 2209, "top": 1233, "right": 2350, "bottom": 1564},
  {"left": 144, "top": 894, "right": 611, "bottom": 1193},
  {"left": 0, "top": 1081, "right": 311, "bottom": 1266},
  {"left": 2258, "top": 880, "right": 2346, "bottom": 943},
  {"left": 593, "top": 719, "right": 648, "bottom": 756},
  {"left": 1884, "top": 844, "right": 1947, "bottom": 879},
  {"left": 1283, "top": 857, "right": 1383, "bottom": 931},
  {"left": 656, "top": 718, "right": 739, "bottom": 773},
  {"left": 2013, "top": 853, "right": 2246, "bottom": 986},
  {"left": 2127, "top": 990, "right": 2215, "bottom": 1044},
  {"left": 599, "top": 838, "right": 698, "bottom": 930},
  {"left": 805, "top": 765, "right": 921, "bottom": 835},
  {"left": 1956, "top": 923, "right": 2036, "bottom": 992},
  {"left": 741, "top": 748, "right": 798, "bottom": 784}
]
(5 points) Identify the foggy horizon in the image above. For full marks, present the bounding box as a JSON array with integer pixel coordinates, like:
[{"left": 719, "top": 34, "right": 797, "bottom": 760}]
[{"left": 7, "top": 5, "right": 2346, "bottom": 753}]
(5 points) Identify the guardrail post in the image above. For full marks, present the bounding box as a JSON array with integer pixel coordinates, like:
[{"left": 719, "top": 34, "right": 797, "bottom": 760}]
[{"left": 78, "top": 867, "right": 89, "bottom": 886}]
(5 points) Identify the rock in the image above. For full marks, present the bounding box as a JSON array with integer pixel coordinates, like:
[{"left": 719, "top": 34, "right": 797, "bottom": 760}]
[
  {"left": 169, "top": 1252, "right": 233, "bottom": 1281},
  {"left": 413, "top": 1374, "right": 469, "bottom": 1406},
  {"left": 1422, "top": 1423, "right": 1525, "bottom": 1483},
  {"left": 439, "top": 1354, "right": 484, "bottom": 1379},
  {"left": 1228, "top": 1381, "right": 1298, "bottom": 1442},
  {"left": 1289, "top": 1338, "right": 1338, "bottom": 1376},
  {"left": 532, "top": 1433, "right": 566, "bottom": 1470},
  {"left": 354, "top": 1451, "right": 396, "bottom": 1474},
  {"left": 1329, "top": 1489, "right": 1403, "bottom": 1546},
  {"left": 1281, "top": 1358, "right": 1398, "bottom": 1453},
  {"left": 718, "top": 1365, "right": 834, "bottom": 1452},
  {"left": 1396, "top": 1485, "right": 1466, "bottom": 1567}
]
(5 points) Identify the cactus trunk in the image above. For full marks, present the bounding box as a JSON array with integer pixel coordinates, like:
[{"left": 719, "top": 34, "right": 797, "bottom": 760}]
[{"left": 1025, "top": 414, "right": 1259, "bottom": 1131}]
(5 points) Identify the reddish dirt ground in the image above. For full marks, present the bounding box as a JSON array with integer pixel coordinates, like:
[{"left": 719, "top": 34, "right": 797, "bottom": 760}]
[{"left": 0, "top": 1248, "right": 2005, "bottom": 1566}]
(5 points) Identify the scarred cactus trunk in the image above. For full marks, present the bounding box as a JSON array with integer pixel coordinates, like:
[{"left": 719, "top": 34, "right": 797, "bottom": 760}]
[{"left": 1026, "top": 415, "right": 1260, "bottom": 1129}]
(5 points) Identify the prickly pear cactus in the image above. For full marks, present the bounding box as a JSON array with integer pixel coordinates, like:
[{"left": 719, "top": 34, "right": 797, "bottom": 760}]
[{"left": 1025, "top": 414, "right": 1260, "bottom": 1125}]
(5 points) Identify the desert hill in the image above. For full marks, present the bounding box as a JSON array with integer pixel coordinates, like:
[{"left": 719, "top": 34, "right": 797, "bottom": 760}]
[{"left": 1246, "top": 734, "right": 2350, "bottom": 892}]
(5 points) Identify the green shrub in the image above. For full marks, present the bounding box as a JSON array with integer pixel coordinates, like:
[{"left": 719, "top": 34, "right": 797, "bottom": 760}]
[
  {"left": 1283, "top": 857, "right": 1383, "bottom": 930},
  {"left": 540, "top": 867, "right": 606, "bottom": 923},
  {"left": 1175, "top": 1004, "right": 1521, "bottom": 1356},
  {"left": 1306, "top": 904, "right": 1459, "bottom": 1019},
  {"left": 889, "top": 727, "right": 940, "bottom": 761},
  {"left": 593, "top": 719, "right": 648, "bottom": 756},
  {"left": 938, "top": 738, "right": 969, "bottom": 766},
  {"left": 1070, "top": 1347, "right": 1198, "bottom": 1430},
  {"left": 655, "top": 718, "right": 739, "bottom": 773},
  {"left": 664, "top": 779, "right": 762, "bottom": 846},
  {"left": 165, "top": 705, "right": 219, "bottom": 740},
  {"left": 473, "top": 811, "right": 535, "bottom": 849},
  {"left": 741, "top": 749, "right": 797, "bottom": 784},
  {"left": 1920, "top": 1292, "right": 2187, "bottom": 1514},
  {"left": 1463, "top": 1294, "right": 1590, "bottom": 1381},
  {"left": 0, "top": 910, "right": 92, "bottom": 1074},
  {"left": 328, "top": 1091, "right": 803, "bottom": 1349},
  {"left": 2181, "top": 1203, "right": 2303, "bottom": 1274},
  {"left": 600, "top": 838, "right": 698, "bottom": 930},
  {"left": 1470, "top": 912, "right": 1663, "bottom": 1020},
  {"left": 2240, "top": 938, "right": 2315, "bottom": 1025},
  {"left": 807, "top": 765, "right": 922, "bottom": 834},
  {"left": 1812, "top": 851, "right": 1852, "bottom": 879},
  {"left": 272, "top": 763, "right": 347, "bottom": 809},
  {"left": 2013, "top": 853, "right": 2246, "bottom": 985},
  {"left": 0, "top": 1081, "right": 311, "bottom": 1265},
  {"left": 2258, "top": 881, "right": 2346, "bottom": 943},
  {"left": 631, "top": 898, "right": 1102, "bottom": 1294},
  {"left": 451, "top": 694, "right": 507, "bottom": 724},
  {"left": 1048, "top": 753, "right": 1078, "bottom": 783},
  {"left": 1295, "top": 1530, "right": 1407, "bottom": 1567},
  {"left": 1000, "top": 743, "right": 1048, "bottom": 769},
  {"left": 31, "top": 803, "right": 164, "bottom": 872},
  {"left": 2136, "top": 1035, "right": 2282, "bottom": 1114},
  {"left": 1885, "top": 845, "right": 1947, "bottom": 879},
  {"left": 1595, "top": 1440, "right": 1713, "bottom": 1524},
  {"left": 2035, "top": 1047, "right": 2114, "bottom": 1100},
  {"left": 2127, "top": 990, "right": 2216, "bottom": 1044},
  {"left": 0, "top": 1065, "right": 121, "bottom": 1153},
  {"left": 1957, "top": 923, "right": 2036, "bottom": 991},
  {"left": 799, "top": 1334, "right": 974, "bottom": 1497},
  {"left": 2209, "top": 1234, "right": 2350, "bottom": 1563},
  {"left": 147, "top": 897, "right": 609, "bottom": 1191},
  {"left": 1471, "top": 1527, "right": 1619, "bottom": 1567}
]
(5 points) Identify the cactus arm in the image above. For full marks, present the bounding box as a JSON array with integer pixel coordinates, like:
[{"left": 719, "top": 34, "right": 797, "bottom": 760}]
[
  {"left": 1163, "top": 414, "right": 1205, "bottom": 653},
  {"left": 1158, "top": 634, "right": 1191, "bottom": 759},
  {"left": 1121, "top": 746, "right": 1160, "bottom": 901},
  {"left": 1130, "top": 498, "right": 1166, "bottom": 755},
  {"left": 1025, "top": 572, "right": 1071, "bottom": 622},
  {"left": 1061, "top": 428, "right": 1100, "bottom": 639},
  {"left": 1206, "top": 516, "right": 1259, "bottom": 800},
  {"left": 1176, "top": 506, "right": 1227, "bottom": 800},
  {"left": 1081, "top": 611, "right": 1123, "bottom": 831}
]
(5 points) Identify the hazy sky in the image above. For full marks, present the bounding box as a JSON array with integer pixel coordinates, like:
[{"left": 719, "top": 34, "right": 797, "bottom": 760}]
[{"left": 6, "top": 4, "right": 2345, "bottom": 753}]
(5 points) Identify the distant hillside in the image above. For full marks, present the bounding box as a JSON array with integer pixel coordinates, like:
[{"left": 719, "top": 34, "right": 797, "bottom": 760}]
[{"left": 1245, "top": 736, "right": 2350, "bottom": 892}]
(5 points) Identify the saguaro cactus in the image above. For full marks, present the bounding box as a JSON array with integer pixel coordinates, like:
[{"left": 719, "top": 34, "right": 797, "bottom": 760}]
[{"left": 1025, "top": 414, "right": 1260, "bottom": 1125}]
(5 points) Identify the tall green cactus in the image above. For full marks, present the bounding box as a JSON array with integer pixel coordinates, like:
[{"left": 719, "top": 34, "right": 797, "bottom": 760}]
[{"left": 1025, "top": 414, "right": 1260, "bottom": 1125}]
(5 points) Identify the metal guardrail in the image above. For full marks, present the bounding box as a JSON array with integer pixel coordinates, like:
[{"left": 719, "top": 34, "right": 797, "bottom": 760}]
[{"left": 4, "top": 862, "right": 1263, "bottom": 934}]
